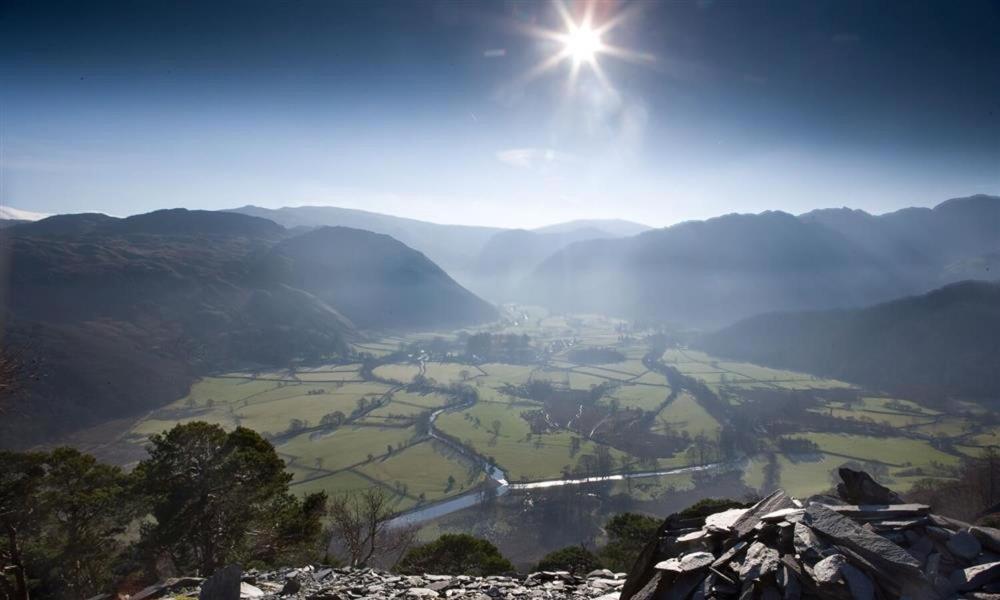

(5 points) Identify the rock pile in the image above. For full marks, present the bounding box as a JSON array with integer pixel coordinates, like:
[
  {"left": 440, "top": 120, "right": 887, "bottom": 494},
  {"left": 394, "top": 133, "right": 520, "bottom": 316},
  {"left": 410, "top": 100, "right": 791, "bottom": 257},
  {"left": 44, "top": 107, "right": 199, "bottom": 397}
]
[
  {"left": 128, "top": 566, "right": 629, "bottom": 600},
  {"left": 620, "top": 468, "right": 1000, "bottom": 600}
]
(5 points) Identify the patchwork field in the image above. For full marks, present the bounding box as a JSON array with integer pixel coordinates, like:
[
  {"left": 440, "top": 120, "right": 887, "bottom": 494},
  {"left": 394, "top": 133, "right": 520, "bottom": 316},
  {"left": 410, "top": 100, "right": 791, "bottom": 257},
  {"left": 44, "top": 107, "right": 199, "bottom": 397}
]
[{"left": 119, "top": 307, "right": 988, "bottom": 521}]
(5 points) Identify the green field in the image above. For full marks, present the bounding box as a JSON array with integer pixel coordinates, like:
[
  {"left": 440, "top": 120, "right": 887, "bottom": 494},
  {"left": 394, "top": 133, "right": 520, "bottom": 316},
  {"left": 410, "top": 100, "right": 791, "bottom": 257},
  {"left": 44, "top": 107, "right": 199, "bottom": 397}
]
[
  {"left": 121, "top": 307, "right": 984, "bottom": 518},
  {"left": 654, "top": 392, "right": 720, "bottom": 437}
]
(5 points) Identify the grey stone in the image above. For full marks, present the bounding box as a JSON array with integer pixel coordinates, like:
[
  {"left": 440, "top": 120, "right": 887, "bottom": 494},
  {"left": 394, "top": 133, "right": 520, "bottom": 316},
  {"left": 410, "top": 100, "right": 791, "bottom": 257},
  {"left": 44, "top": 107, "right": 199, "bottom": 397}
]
[
  {"left": 791, "top": 522, "right": 825, "bottom": 560},
  {"left": 951, "top": 561, "right": 1000, "bottom": 591},
  {"left": 836, "top": 467, "right": 903, "bottom": 505},
  {"left": 812, "top": 554, "right": 846, "bottom": 584},
  {"left": 280, "top": 576, "right": 301, "bottom": 595},
  {"left": 973, "top": 527, "right": 1000, "bottom": 554},
  {"left": 907, "top": 534, "right": 934, "bottom": 562},
  {"left": 704, "top": 508, "right": 748, "bottom": 533},
  {"left": 801, "top": 505, "right": 922, "bottom": 575},
  {"left": 200, "top": 565, "right": 242, "bottom": 600},
  {"left": 731, "top": 490, "right": 796, "bottom": 540},
  {"left": 587, "top": 569, "right": 615, "bottom": 579},
  {"left": 132, "top": 578, "right": 205, "bottom": 600},
  {"left": 840, "top": 562, "right": 874, "bottom": 600},
  {"left": 239, "top": 582, "right": 264, "bottom": 599},
  {"left": 777, "top": 563, "right": 801, "bottom": 600},
  {"left": 407, "top": 588, "right": 441, "bottom": 598},
  {"left": 677, "top": 552, "right": 714, "bottom": 573},
  {"left": 739, "top": 542, "right": 780, "bottom": 580},
  {"left": 760, "top": 508, "right": 805, "bottom": 522},
  {"left": 949, "top": 530, "right": 983, "bottom": 561},
  {"left": 711, "top": 541, "right": 747, "bottom": 569},
  {"left": 822, "top": 503, "right": 930, "bottom": 519}
]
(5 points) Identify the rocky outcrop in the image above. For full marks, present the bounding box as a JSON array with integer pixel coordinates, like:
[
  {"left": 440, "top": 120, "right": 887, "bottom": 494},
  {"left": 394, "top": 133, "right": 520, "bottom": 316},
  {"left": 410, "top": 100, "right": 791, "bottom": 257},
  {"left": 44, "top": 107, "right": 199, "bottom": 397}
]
[
  {"left": 134, "top": 567, "right": 629, "bottom": 600},
  {"left": 621, "top": 469, "right": 1000, "bottom": 599}
]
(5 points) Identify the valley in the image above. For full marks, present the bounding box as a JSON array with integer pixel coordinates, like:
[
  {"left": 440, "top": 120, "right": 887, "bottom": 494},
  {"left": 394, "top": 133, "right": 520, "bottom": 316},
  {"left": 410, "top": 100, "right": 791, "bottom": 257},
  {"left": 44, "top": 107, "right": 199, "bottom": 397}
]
[{"left": 104, "top": 306, "right": 993, "bottom": 542}]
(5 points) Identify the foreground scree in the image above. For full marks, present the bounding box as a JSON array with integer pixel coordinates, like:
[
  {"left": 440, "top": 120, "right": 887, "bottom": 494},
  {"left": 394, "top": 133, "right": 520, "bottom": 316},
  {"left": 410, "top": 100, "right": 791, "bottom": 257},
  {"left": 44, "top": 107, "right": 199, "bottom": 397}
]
[
  {"left": 127, "top": 567, "right": 627, "bottom": 600},
  {"left": 619, "top": 468, "right": 1000, "bottom": 600},
  {"left": 127, "top": 469, "right": 1000, "bottom": 600}
]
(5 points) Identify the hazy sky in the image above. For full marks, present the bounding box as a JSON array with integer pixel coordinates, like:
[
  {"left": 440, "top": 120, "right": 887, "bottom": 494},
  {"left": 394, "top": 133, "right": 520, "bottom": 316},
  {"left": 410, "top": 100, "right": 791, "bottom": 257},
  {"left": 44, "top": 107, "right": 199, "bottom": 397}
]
[{"left": 2, "top": 0, "right": 998, "bottom": 228}]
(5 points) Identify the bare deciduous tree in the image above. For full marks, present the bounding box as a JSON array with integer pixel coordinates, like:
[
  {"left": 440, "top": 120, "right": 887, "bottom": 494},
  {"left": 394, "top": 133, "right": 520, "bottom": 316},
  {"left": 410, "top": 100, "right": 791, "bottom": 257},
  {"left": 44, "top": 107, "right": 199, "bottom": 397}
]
[{"left": 327, "top": 487, "right": 416, "bottom": 568}]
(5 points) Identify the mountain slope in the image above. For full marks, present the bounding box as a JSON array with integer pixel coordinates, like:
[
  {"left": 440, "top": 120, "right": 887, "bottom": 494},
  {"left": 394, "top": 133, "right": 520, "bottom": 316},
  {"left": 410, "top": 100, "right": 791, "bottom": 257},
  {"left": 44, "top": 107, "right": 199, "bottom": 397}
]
[
  {"left": 522, "top": 211, "right": 902, "bottom": 326},
  {"left": 260, "top": 226, "right": 498, "bottom": 329},
  {"left": 227, "top": 205, "right": 503, "bottom": 275},
  {"left": 800, "top": 194, "right": 1000, "bottom": 285},
  {"left": 524, "top": 195, "right": 1000, "bottom": 325},
  {"left": 699, "top": 280, "right": 1000, "bottom": 398},
  {"left": 471, "top": 227, "right": 616, "bottom": 301},
  {"left": 0, "top": 210, "right": 495, "bottom": 447}
]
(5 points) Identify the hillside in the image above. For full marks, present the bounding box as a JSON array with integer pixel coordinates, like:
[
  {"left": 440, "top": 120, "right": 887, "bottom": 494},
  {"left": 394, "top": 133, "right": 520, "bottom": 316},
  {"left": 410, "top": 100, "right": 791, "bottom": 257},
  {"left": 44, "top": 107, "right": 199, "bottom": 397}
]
[
  {"left": 523, "top": 195, "right": 1000, "bottom": 326},
  {"left": 471, "top": 227, "right": 615, "bottom": 301},
  {"left": 226, "top": 206, "right": 653, "bottom": 301},
  {"left": 227, "top": 205, "right": 503, "bottom": 276},
  {"left": 698, "top": 280, "right": 1000, "bottom": 398},
  {"left": 0, "top": 211, "right": 496, "bottom": 448},
  {"left": 262, "top": 226, "right": 497, "bottom": 329},
  {"left": 522, "top": 210, "right": 902, "bottom": 326}
]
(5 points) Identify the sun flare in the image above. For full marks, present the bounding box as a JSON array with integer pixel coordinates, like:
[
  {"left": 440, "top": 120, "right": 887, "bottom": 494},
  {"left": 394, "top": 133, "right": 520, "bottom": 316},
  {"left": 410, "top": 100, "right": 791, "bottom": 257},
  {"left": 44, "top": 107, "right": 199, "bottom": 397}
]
[
  {"left": 564, "top": 24, "right": 602, "bottom": 63},
  {"left": 515, "top": 0, "right": 654, "bottom": 93}
]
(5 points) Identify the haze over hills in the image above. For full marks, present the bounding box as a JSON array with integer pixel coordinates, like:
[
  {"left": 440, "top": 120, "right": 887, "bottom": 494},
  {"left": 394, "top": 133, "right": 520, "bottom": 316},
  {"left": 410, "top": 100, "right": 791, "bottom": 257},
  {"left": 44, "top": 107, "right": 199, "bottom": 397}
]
[
  {"left": 227, "top": 205, "right": 653, "bottom": 300},
  {"left": 699, "top": 280, "right": 1000, "bottom": 398},
  {"left": 522, "top": 195, "right": 1000, "bottom": 327},
  {"left": 532, "top": 219, "right": 651, "bottom": 237},
  {"left": 471, "top": 227, "right": 618, "bottom": 301},
  {"left": 227, "top": 205, "right": 505, "bottom": 277},
  {"left": 0, "top": 209, "right": 496, "bottom": 447}
]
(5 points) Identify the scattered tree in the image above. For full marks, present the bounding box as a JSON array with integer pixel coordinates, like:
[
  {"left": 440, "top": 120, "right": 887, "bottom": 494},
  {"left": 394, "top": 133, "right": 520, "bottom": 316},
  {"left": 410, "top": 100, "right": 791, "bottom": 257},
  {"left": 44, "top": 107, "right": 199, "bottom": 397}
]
[
  {"left": 535, "top": 545, "right": 603, "bottom": 574},
  {"left": 327, "top": 487, "right": 416, "bottom": 567},
  {"left": 397, "top": 534, "right": 514, "bottom": 576}
]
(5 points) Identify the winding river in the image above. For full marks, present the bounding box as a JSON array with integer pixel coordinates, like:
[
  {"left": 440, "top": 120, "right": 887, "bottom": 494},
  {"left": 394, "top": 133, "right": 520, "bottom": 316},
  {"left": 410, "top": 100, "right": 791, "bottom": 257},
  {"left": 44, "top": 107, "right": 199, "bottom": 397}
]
[{"left": 388, "top": 402, "right": 735, "bottom": 527}]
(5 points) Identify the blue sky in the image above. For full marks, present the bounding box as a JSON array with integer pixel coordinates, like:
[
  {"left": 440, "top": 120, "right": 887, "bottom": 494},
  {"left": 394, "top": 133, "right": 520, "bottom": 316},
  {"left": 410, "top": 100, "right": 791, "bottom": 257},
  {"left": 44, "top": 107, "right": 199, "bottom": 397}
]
[{"left": 1, "top": 0, "right": 998, "bottom": 228}]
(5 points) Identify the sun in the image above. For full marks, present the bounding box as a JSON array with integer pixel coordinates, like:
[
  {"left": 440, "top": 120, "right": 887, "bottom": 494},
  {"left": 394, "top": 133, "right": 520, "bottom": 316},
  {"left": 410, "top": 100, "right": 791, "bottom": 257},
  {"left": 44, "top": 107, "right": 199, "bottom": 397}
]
[
  {"left": 564, "top": 24, "right": 602, "bottom": 64},
  {"left": 514, "top": 1, "right": 654, "bottom": 93}
]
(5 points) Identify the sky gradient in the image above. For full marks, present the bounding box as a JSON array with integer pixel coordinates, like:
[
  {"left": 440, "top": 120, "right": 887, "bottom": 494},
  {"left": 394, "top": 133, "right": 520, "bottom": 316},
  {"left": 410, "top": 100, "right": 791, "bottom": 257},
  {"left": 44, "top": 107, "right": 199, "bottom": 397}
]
[{"left": 1, "top": 0, "right": 998, "bottom": 228}]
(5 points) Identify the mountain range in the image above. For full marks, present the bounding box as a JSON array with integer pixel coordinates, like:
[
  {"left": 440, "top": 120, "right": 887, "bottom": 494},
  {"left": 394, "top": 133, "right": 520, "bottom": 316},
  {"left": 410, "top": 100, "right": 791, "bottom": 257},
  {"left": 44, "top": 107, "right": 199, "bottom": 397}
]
[
  {"left": 699, "top": 280, "right": 1000, "bottom": 398},
  {"left": 226, "top": 205, "right": 651, "bottom": 298},
  {"left": 2, "top": 194, "right": 999, "bottom": 445},
  {"left": 522, "top": 194, "right": 1000, "bottom": 326},
  {"left": 0, "top": 209, "right": 495, "bottom": 447}
]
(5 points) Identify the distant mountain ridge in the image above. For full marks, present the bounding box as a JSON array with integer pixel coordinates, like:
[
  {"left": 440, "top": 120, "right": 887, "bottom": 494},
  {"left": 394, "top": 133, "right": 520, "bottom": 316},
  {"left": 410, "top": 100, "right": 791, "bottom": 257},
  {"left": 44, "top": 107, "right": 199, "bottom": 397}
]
[
  {"left": 0, "top": 209, "right": 496, "bottom": 448},
  {"left": 698, "top": 280, "right": 1000, "bottom": 398},
  {"left": 225, "top": 205, "right": 654, "bottom": 301},
  {"left": 226, "top": 205, "right": 504, "bottom": 276},
  {"left": 532, "top": 219, "right": 650, "bottom": 236},
  {"left": 523, "top": 195, "right": 1000, "bottom": 326}
]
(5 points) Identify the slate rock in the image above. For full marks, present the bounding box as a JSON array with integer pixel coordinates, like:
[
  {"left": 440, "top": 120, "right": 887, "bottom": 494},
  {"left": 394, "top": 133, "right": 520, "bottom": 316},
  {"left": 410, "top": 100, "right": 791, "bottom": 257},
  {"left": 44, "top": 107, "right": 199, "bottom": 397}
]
[
  {"left": 280, "top": 576, "right": 302, "bottom": 596},
  {"left": 974, "top": 527, "right": 1000, "bottom": 554},
  {"left": 951, "top": 561, "right": 1000, "bottom": 591},
  {"left": 239, "top": 582, "right": 264, "bottom": 599},
  {"left": 588, "top": 569, "right": 616, "bottom": 579},
  {"left": 949, "top": 530, "right": 983, "bottom": 561},
  {"left": 840, "top": 562, "right": 874, "bottom": 600},
  {"left": 812, "top": 554, "right": 846, "bottom": 584},
  {"left": 739, "top": 542, "right": 780, "bottom": 580},
  {"left": 801, "top": 505, "right": 922, "bottom": 575},
  {"left": 200, "top": 565, "right": 242, "bottom": 600},
  {"left": 678, "top": 552, "right": 714, "bottom": 573},
  {"left": 836, "top": 467, "right": 903, "bottom": 505},
  {"left": 731, "top": 490, "right": 795, "bottom": 540},
  {"left": 792, "top": 522, "right": 824, "bottom": 560},
  {"left": 704, "top": 508, "right": 748, "bottom": 533}
]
